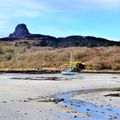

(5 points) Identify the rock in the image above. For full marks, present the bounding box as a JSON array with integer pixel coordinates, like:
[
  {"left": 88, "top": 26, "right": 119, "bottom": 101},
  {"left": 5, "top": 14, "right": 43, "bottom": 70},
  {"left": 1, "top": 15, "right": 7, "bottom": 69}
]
[
  {"left": 105, "top": 93, "right": 120, "bottom": 97},
  {"left": 24, "top": 113, "right": 28, "bottom": 115},
  {"left": 52, "top": 98, "right": 64, "bottom": 104},
  {"left": 9, "top": 23, "right": 30, "bottom": 39},
  {"left": 86, "top": 109, "right": 90, "bottom": 111},
  {"left": 74, "top": 115, "right": 78, "bottom": 118},
  {"left": 23, "top": 100, "right": 30, "bottom": 102},
  {"left": 2, "top": 101, "right": 7, "bottom": 103}
]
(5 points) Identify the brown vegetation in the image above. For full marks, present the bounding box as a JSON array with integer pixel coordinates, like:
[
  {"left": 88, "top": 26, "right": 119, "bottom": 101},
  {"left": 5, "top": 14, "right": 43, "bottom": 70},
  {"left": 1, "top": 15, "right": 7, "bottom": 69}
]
[{"left": 0, "top": 42, "right": 120, "bottom": 71}]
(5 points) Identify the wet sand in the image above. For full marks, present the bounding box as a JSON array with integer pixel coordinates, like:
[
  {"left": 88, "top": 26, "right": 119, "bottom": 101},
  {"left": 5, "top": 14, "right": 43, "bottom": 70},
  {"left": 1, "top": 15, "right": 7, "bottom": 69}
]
[{"left": 0, "top": 73, "right": 120, "bottom": 120}]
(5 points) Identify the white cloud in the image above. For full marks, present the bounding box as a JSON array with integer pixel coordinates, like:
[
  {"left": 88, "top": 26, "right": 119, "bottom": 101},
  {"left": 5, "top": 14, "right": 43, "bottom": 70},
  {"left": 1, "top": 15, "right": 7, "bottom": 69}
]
[
  {"left": 0, "top": 0, "right": 45, "bottom": 37},
  {"left": 0, "top": 0, "right": 43, "bottom": 19},
  {"left": 0, "top": 0, "right": 120, "bottom": 38},
  {"left": 0, "top": 0, "right": 120, "bottom": 20},
  {"left": 85, "top": 0, "right": 120, "bottom": 10},
  {"left": 38, "top": 0, "right": 120, "bottom": 13}
]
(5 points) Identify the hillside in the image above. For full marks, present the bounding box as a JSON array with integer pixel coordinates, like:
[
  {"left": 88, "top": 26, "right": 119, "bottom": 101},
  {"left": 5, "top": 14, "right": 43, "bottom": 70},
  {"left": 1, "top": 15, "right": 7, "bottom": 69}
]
[
  {"left": 0, "top": 23, "right": 120, "bottom": 47},
  {"left": 0, "top": 42, "right": 119, "bottom": 71},
  {"left": 0, "top": 23, "right": 119, "bottom": 72}
]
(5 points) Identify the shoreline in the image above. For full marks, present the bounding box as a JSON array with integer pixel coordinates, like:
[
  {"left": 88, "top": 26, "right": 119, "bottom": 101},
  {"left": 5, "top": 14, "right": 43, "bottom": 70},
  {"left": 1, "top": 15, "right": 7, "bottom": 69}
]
[
  {"left": 0, "top": 73, "right": 120, "bottom": 120},
  {"left": 0, "top": 69, "right": 120, "bottom": 74}
]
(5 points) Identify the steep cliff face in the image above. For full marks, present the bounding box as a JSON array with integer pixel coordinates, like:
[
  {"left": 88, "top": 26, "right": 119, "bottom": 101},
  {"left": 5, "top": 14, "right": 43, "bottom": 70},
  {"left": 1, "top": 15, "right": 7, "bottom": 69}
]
[{"left": 9, "top": 24, "right": 30, "bottom": 39}]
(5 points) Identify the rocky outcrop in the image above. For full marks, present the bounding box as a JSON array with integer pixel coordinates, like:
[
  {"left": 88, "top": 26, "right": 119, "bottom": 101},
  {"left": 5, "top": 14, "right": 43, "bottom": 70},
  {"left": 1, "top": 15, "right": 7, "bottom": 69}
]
[
  {"left": 0, "top": 23, "right": 120, "bottom": 47},
  {"left": 9, "top": 24, "right": 57, "bottom": 42},
  {"left": 9, "top": 23, "right": 30, "bottom": 39}
]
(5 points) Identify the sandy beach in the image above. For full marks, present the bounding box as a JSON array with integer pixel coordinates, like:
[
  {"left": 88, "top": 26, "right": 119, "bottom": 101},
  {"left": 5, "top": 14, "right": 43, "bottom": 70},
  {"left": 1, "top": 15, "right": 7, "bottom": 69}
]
[{"left": 0, "top": 73, "right": 120, "bottom": 120}]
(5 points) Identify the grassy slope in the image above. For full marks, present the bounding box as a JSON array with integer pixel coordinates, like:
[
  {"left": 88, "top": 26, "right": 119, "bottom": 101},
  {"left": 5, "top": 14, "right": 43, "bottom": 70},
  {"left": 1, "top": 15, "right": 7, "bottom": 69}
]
[{"left": 0, "top": 41, "right": 120, "bottom": 71}]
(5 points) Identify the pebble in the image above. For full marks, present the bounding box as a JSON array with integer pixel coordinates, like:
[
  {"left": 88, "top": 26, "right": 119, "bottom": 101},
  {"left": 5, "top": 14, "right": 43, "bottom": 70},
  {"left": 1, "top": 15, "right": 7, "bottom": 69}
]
[
  {"left": 24, "top": 113, "right": 28, "bottom": 115},
  {"left": 2, "top": 101, "right": 7, "bottom": 103},
  {"left": 74, "top": 115, "right": 78, "bottom": 118},
  {"left": 86, "top": 109, "right": 90, "bottom": 111}
]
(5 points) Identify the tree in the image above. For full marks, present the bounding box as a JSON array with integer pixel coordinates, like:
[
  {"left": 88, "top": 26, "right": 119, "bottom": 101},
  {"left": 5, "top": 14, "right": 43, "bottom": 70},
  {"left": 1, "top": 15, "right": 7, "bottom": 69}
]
[{"left": 74, "top": 63, "right": 85, "bottom": 72}]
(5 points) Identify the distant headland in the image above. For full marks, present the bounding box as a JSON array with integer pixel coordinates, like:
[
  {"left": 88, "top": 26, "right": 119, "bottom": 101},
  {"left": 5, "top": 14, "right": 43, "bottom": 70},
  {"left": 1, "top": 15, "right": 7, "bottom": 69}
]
[{"left": 0, "top": 23, "right": 120, "bottom": 47}]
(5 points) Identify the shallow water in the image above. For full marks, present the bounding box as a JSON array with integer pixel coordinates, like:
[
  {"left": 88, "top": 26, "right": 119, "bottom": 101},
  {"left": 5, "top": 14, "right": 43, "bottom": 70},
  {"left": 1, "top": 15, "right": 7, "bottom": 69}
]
[
  {"left": 54, "top": 89, "right": 120, "bottom": 120},
  {"left": 59, "top": 100, "right": 120, "bottom": 120}
]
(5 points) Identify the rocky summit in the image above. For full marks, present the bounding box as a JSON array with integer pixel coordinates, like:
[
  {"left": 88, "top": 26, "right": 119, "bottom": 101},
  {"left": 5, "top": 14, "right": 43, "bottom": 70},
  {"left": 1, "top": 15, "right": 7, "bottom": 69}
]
[
  {"left": 9, "top": 24, "right": 30, "bottom": 39},
  {"left": 0, "top": 23, "right": 120, "bottom": 47}
]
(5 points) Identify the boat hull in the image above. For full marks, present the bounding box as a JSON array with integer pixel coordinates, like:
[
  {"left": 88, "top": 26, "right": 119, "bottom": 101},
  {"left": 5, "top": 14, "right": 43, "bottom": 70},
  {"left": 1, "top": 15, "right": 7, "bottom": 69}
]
[{"left": 61, "top": 71, "right": 76, "bottom": 75}]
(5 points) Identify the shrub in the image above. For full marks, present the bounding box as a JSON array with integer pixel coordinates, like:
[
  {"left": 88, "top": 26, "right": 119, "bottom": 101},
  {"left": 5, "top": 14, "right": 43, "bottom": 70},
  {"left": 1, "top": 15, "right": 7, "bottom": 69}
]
[{"left": 2, "top": 46, "right": 14, "bottom": 54}]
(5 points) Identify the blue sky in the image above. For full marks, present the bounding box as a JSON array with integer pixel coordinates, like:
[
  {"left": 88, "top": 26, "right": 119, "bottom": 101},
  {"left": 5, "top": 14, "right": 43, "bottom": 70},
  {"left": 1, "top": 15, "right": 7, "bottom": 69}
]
[{"left": 0, "top": 0, "right": 120, "bottom": 41}]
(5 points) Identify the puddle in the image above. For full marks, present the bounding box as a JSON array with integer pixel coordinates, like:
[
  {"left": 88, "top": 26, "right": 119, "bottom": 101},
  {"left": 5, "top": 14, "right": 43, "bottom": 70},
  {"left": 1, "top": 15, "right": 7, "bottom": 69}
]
[
  {"left": 58, "top": 100, "right": 120, "bottom": 120},
  {"left": 54, "top": 88, "right": 120, "bottom": 120}
]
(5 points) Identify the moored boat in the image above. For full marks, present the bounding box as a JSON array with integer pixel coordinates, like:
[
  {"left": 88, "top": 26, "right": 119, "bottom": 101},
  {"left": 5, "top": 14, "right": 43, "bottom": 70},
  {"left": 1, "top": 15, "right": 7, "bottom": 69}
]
[{"left": 61, "top": 52, "right": 77, "bottom": 75}]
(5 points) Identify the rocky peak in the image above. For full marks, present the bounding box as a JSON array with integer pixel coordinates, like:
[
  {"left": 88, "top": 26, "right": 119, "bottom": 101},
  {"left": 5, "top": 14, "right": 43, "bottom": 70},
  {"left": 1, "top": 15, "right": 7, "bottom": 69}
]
[{"left": 9, "top": 23, "right": 30, "bottom": 39}]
